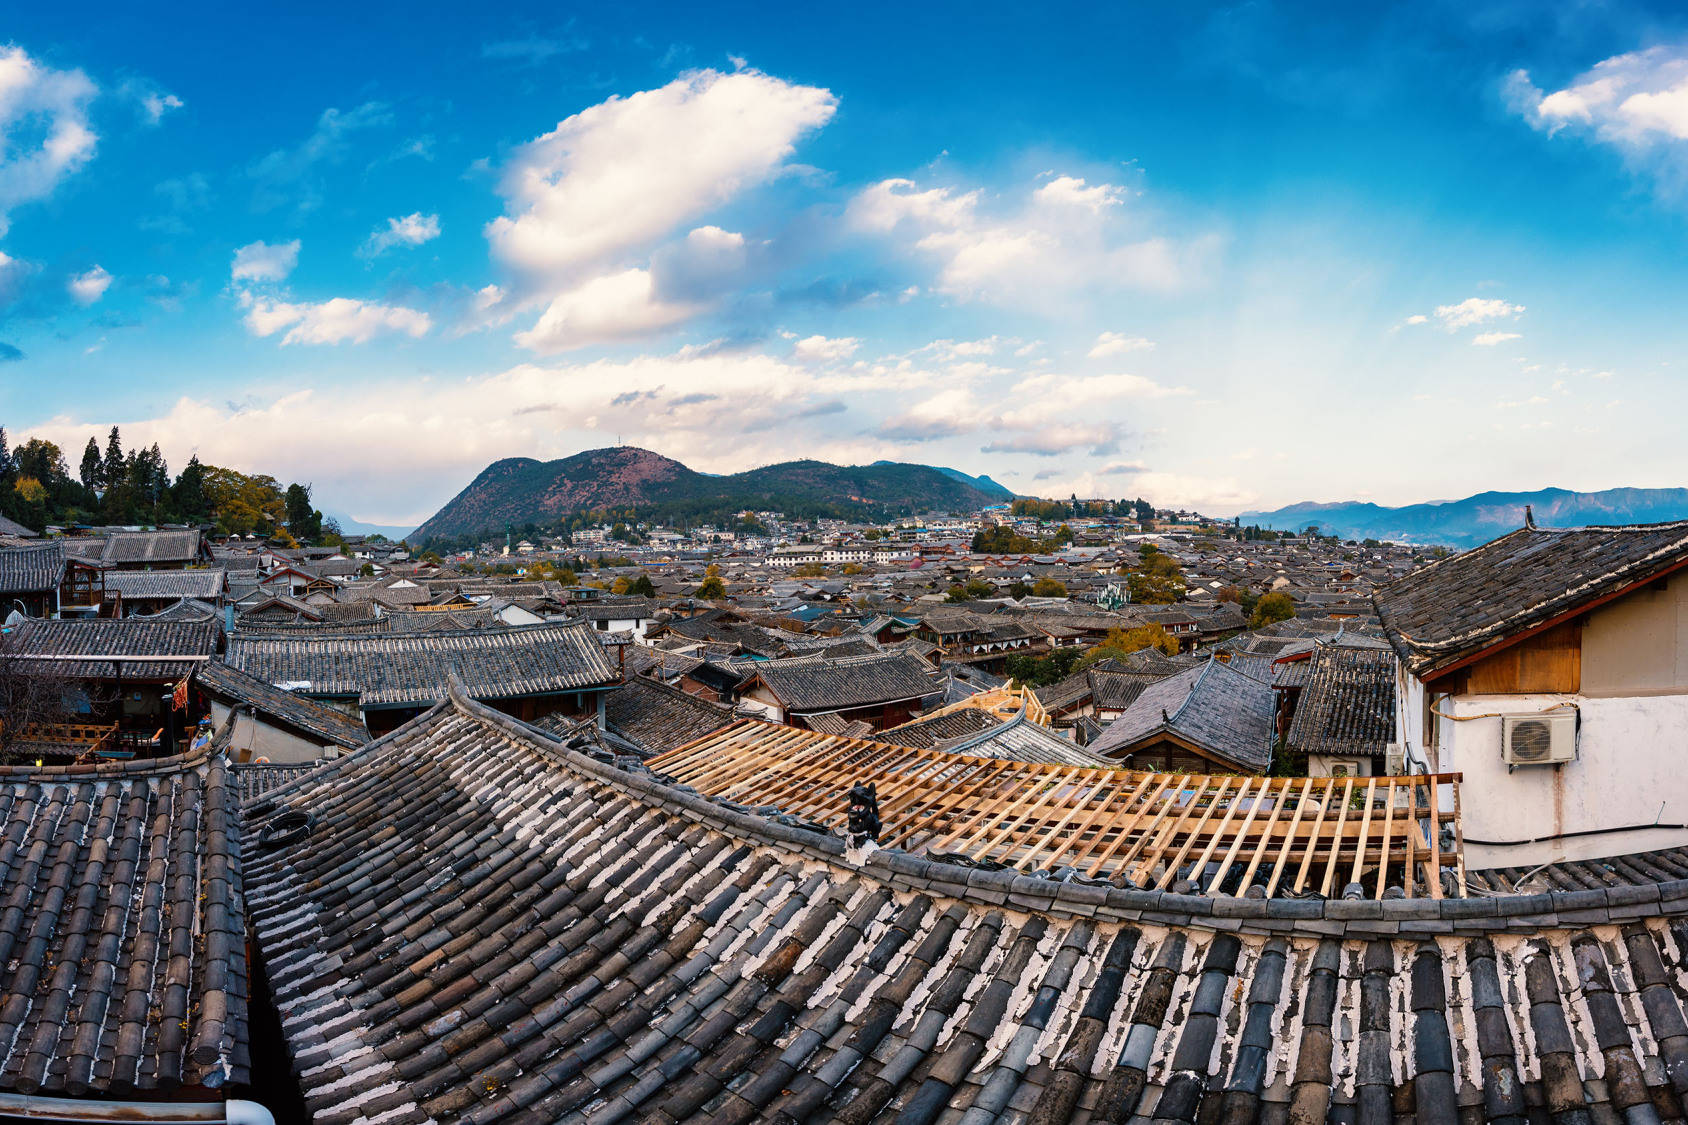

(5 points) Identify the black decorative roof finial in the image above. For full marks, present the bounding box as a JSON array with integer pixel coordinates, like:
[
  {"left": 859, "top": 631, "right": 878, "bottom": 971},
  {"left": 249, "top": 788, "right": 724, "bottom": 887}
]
[
  {"left": 1524, "top": 504, "right": 1535, "bottom": 530},
  {"left": 846, "top": 781, "right": 881, "bottom": 848}
]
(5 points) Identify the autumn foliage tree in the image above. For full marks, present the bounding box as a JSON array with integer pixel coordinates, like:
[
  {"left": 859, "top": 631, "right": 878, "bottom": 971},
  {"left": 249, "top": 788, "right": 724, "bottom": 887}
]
[{"left": 1080, "top": 624, "right": 1181, "bottom": 667}]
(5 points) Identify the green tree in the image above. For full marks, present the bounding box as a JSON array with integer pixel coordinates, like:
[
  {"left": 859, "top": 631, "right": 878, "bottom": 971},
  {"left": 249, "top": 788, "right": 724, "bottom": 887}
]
[
  {"left": 793, "top": 561, "right": 826, "bottom": 577},
  {"left": 625, "top": 573, "right": 655, "bottom": 597},
  {"left": 173, "top": 455, "right": 209, "bottom": 523},
  {"left": 1009, "top": 581, "right": 1031, "bottom": 600},
  {"left": 696, "top": 563, "right": 726, "bottom": 599},
  {"left": 1123, "top": 547, "right": 1183, "bottom": 604},
  {"left": 101, "top": 426, "right": 124, "bottom": 492},
  {"left": 1031, "top": 577, "right": 1067, "bottom": 598},
  {"left": 284, "top": 483, "right": 323, "bottom": 541},
  {"left": 946, "top": 577, "right": 996, "bottom": 602},
  {"left": 1080, "top": 624, "right": 1180, "bottom": 667},
  {"left": 1249, "top": 592, "right": 1296, "bottom": 629},
  {"left": 1004, "top": 645, "right": 1085, "bottom": 688},
  {"left": 79, "top": 438, "right": 102, "bottom": 490}
]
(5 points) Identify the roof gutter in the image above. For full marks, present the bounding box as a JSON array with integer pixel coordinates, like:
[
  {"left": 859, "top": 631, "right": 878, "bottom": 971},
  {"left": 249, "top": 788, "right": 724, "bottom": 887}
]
[{"left": 0, "top": 1095, "right": 273, "bottom": 1124}]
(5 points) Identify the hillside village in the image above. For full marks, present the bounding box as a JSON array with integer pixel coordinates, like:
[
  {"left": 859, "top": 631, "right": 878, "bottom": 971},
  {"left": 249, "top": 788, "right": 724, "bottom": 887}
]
[{"left": 8, "top": 488, "right": 1688, "bottom": 1122}]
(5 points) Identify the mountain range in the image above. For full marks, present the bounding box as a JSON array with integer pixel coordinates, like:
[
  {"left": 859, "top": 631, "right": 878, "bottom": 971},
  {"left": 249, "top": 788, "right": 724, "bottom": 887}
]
[
  {"left": 410, "top": 447, "right": 1014, "bottom": 543},
  {"left": 1239, "top": 487, "right": 1688, "bottom": 547}
]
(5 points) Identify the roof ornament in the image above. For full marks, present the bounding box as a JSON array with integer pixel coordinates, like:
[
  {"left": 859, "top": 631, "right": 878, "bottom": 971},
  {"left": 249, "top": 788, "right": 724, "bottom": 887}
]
[
  {"left": 846, "top": 781, "right": 881, "bottom": 849},
  {"left": 1524, "top": 504, "right": 1536, "bottom": 530}
]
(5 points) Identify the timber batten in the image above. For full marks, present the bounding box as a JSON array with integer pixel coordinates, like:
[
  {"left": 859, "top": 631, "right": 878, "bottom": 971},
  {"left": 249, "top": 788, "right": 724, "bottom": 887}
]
[{"left": 651, "top": 718, "right": 1465, "bottom": 897}]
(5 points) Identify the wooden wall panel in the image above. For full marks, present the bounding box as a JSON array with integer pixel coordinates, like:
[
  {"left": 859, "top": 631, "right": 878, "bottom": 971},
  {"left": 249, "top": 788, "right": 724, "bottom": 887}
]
[{"left": 1465, "top": 621, "right": 1581, "bottom": 694}]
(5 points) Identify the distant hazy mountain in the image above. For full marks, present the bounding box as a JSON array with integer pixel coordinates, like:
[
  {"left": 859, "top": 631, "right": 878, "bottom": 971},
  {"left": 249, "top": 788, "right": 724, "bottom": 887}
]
[
  {"left": 1239, "top": 487, "right": 1688, "bottom": 548},
  {"left": 877, "top": 462, "right": 1016, "bottom": 500},
  {"left": 321, "top": 510, "right": 416, "bottom": 541},
  {"left": 411, "top": 446, "right": 1010, "bottom": 543}
]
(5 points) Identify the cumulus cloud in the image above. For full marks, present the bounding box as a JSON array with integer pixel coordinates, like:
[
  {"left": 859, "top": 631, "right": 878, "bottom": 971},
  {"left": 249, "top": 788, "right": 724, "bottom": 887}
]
[
  {"left": 0, "top": 46, "right": 98, "bottom": 236},
  {"left": 231, "top": 239, "right": 301, "bottom": 283},
  {"left": 67, "top": 265, "right": 111, "bottom": 305},
  {"left": 139, "top": 90, "right": 183, "bottom": 125},
  {"left": 487, "top": 68, "right": 834, "bottom": 283},
  {"left": 1509, "top": 46, "right": 1688, "bottom": 145},
  {"left": 243, "top": 296, "right": 431, "bottom": 345},
  {"left": 360, "top": 212, "right": 441, "bottom": 258},
  {"left": 792, "top": 335, "right": 859, "bottom": 361},
  {"left": 879, "top": 388, "right": 994, "bottom": 441},
  {"left": 1431, "top": 297, "right": 1525, "bottom": 330},
  {"left": 850, "top": 171, "right": 1213, "bottom": 306},
  {"left": 1508, "top": 46, "right": 1688, "bottom": 197},
  {"left": 1473, "top": 331, "right": 1522, "bottom": 346},
  {"left": 1087, "top": 331, "right": 1155, "bottom": 358},
  {"left": 513, "top": 268, "right": 697, "bottom": 353}
]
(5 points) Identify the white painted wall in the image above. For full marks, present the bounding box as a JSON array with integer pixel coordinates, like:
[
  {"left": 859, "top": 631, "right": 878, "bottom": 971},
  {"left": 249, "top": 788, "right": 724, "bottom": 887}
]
[
  {"left": 210, "top": 701, "right": 338, "bottom": 765},
  {"left": 1434, "top": 691, "right": 1688, "bottom": 868}
]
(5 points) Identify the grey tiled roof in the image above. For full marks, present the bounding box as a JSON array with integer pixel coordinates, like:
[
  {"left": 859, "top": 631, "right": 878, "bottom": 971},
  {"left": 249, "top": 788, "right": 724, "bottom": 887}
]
[
  {"left": 225, "top": 622, "right": 619, "bottom": 707},
  {"left": 1376, "top": 520, "right": 1688, "bottom": 676},
  {"left": 104, "top": 567, "right": 227, "bottom": 600},
  {"left": 873, "top": 706, "right": 1000, "bottom": 747},
  {"left": 1087, "top": 657, "right": 1276, "bottom": 771},
  {"left": 1, "top": 615, "right": 220, "bottom": 678},
  {"left": 99, "top": 528, "right": 206, "bottom": 566},
  {"left": 196, "top": 659, "right": 370, "bottom": 749},
  {"left": 1284, "top": 645, "right": 1397, "bottom": 758},
  {"left": 0, "top": 739, "right": 247, "bottom": 1096},
  {"left": 0, "top": 541, "right": 64, "bottom": 594},
  {"left": 600, "top": 675, "right": 732, "bottom": 756},
  {"left": 750, "top": 651, "right": 940, "bottom": 713},
  {"left": 241, "top": 687, "right": 1688, "bottom": 1125}
]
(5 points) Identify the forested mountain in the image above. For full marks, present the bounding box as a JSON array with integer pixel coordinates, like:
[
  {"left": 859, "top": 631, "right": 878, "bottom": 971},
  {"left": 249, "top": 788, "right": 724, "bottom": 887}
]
[{"left": 411, "top": 446, "right": 1009, "bottom": 545}]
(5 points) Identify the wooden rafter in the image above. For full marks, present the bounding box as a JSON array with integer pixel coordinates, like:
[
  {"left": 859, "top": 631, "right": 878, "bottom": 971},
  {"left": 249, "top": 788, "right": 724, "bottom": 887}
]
[{"left": 651, "top": 719, "right": 1465, "bottom": 898}]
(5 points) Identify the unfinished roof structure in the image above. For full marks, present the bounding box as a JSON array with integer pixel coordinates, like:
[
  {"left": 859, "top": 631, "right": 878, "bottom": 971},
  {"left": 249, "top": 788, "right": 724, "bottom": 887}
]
[
  {"left": 653, "top": 719, "right": 1461, "bottom": 898},
  {"left": 241, "top": 685, "right": 1688, "bottom": 1125},
  {"left": 1375, "top": 519, "right": 1688, "bottom": 678}
]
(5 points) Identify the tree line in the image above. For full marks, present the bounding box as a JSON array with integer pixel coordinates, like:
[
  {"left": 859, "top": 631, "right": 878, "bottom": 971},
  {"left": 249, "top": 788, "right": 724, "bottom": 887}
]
[{"left": 0, "top": 424, "right": 335, "bottom": 545}]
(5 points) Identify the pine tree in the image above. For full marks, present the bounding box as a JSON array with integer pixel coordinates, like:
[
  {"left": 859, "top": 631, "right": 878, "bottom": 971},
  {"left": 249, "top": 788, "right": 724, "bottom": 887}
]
[
  {"left": 79, "top": 438, "right": 102, "bottom": 490},
  {"left": 102, "top": 426, "right": 124, "bottom": 491}
]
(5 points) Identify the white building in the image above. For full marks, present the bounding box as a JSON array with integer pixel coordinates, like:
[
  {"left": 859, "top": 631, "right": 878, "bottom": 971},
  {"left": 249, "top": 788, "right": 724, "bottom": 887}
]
[{"left": 1379, "top": 517, "right": 1688, "bottom": 870}]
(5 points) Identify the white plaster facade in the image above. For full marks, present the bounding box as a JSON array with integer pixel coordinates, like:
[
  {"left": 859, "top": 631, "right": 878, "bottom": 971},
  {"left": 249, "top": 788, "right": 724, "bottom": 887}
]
[{"left": 1395, "top": 571, "right": 1688, "bottom": 870}]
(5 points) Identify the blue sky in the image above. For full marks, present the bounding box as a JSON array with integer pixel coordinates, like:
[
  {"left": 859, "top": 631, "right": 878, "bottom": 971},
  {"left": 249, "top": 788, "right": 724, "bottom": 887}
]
[{"left": 5, "top": 0, "right": 1688, "bottom": 527}]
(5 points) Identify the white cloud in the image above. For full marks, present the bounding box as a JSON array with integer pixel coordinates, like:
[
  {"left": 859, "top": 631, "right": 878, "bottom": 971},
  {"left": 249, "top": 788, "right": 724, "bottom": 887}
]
[
  {"left": 1011, "top": 371, "right": 1193, "bottom": 400},
  {"left": 850, "top": 171, "right": 1211, "bottom": 305},
  {"left": 513, "top": 268, "right": 697, "bottom": 353},
  {"left": 792, "top": 335, "right": 859, "bottom": 361},
  {"left": 1087, "top": 331, "right": 1155, "bottom": 358},
  {"left": 1404, "top": 314, "right": 1428, "bottom": 325},
  {"left": 250, "top": 102, "right": 391, "bottom": 211},
  {"left": 487, "top": 68, "right": 834, "bottom": 283},
  {"left": 1472, "top": 331, "right": 1522, "bottom": 346},
  {"left": 360, "top": 212, "right": 440, "bottom": 257},
  {"left": 0, "top": 46, "right": 98, "bottom": 236},
  {"left": 1432, "top": 296, "right": 1525, "bottom": 330},
  {"left": 244, "top": 296, "right": 431, "bottom": 345},
  {"left": 231, "top": 239, "right": 301, "bottom": 283},
  {"left": 1510, "top": 46, "right": 1688, "bottom": 146},
  {"left": 67, "top": 265, "right": 111, "bottom": 305},
  {"left": 879, "top": 388, "right": 994, "bottom": 441},
  {"left": 141, "top": 91, "right": 183, "bottom": 124}
]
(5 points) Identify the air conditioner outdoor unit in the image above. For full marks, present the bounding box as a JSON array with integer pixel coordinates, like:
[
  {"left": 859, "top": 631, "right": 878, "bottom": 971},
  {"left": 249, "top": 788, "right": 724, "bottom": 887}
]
[
  {"left": 1384, "top": 743, "right": 1406, "bottom": 776},
  {"left": 1502, "top": 712, "right": 1577, "bottom": 767}
]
